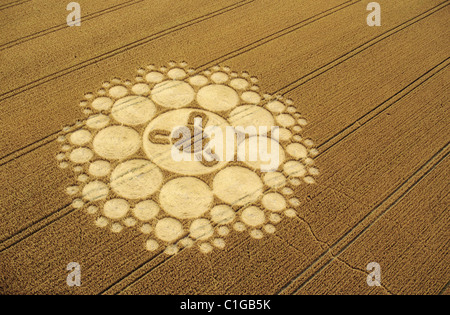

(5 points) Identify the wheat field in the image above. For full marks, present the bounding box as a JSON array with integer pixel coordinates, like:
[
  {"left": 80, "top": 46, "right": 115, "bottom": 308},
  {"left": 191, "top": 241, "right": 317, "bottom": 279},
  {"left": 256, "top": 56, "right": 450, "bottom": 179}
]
[{"left": 0, "top": 0, "right": 448, "bottom": 295}]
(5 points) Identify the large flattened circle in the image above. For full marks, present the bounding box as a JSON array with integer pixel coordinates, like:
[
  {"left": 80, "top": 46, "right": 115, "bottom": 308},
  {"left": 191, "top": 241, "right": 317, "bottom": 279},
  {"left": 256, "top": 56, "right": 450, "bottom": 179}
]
[
  {"left": 151, "top": 80, "right": 195, "bottom": 109},
  {"left": 159, "top": 177, "right": 213, "bottom": 219},
  {"left": 143, "top": 108, "right": 230, "bottom": 176},
  {"left": 197, "top": 84, "right": 239, "bottom": 112},
  {"left": 236, "top": 136, "right": 285, "bottom": 172},
  {"left": 110, "top": 159, "right": 163, "bottom": 200},
  {"left": 93, "top": 126, "right": 140, "bottom": 160},
  {"left": 229, "top": 105, "right": 275, "bottom": 135},
  {"left": 213, "top": 166, "right": 263, "bottom": 206},
  {"left": 111, "top": 96, "right": 156, "bottom": 126}
]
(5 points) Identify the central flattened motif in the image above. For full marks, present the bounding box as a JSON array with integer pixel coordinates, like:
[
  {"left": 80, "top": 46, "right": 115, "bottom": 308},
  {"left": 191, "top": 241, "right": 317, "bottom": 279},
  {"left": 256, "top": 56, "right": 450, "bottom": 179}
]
[{"left": 143, "top": 108, "right": 230, "bottom": 176}]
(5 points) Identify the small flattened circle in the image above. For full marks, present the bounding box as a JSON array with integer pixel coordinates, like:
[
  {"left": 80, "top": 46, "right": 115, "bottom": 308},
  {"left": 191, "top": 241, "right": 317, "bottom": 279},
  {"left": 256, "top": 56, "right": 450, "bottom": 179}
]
[
  {"left": 131, "top": 83, "right": 151, "bottom": 95},
  {"left": 82, "top": 181, "right": 109, "bottom": 201},
  {"left": 103, "top": 199, "right": 130, "bottom": 220},
  {"left": 286, "top": 143, "right": 308, "bottom": 159},
  {"left": 109, "top": 86, "right": 128, "bottom": 98},
  {"left": 276, "top": 114, "right": 296, "bottom": 127},
  {"left": 210, "top": 205, "right": 236, "bottom": 225},
  {"left": 88, "top": 160, "right": 111, "bottom": 177},
  {"left": 132, "top": 200, "right": 160, "bottom": 222},
  {"left": 190, "top": 219, "right": 214, "bottom": 240},
  {"left": 70, "top": 130, "right": 92, "bottom": 146},
  {"left": 69, "top": 148, "right": 93, "bottom": 164},
  {"left": 167, "top": 68, "right": 187, "bottom": 80},
  {"left": 262, "top": 193, "right": 287, "bottom": 212},
  {"left": 145, "top": 72, "right": 165, "bottom": 83},
  {"left": 229, "top": 78, "right": 249, "bottom": 90},
  {"left": 263, "top": 172, "right": 287, "bottom": 189},
  {"left": 241, "top": 91, "right": 261, "bottom": 104},
  {"left": 241, "top": 206, "right": 265, "bottom": 227},
  {"left": 92, "top": 97, "right": 113, "bottom": 111},
  {"left": 86, "top": 114, "right": 110, "bottom": 129},
  {"left": 266, "top": 101, "right": 285, "bottom": 114},
  {"left": 283, "top": 161, "right": 307, "bottom": 178},
  {"left": 189, "top": 75, "right": 209, "bottom": 87},
  {"left": 210, "top": 72, "right": 229, "bottom": 84}
]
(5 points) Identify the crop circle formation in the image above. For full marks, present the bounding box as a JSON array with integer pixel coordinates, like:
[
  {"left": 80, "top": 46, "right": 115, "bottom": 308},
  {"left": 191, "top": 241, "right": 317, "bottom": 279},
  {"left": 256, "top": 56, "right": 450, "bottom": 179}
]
[{"left": 57, "top": 62, "right": 320, "bottom": 255}]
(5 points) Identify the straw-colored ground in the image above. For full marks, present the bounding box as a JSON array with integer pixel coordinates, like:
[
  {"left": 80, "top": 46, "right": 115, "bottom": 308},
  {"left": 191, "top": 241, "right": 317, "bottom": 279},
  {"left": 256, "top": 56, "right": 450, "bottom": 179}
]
[{"left": 0, "top": 0, "right": 448, "bottom": 295}]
